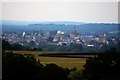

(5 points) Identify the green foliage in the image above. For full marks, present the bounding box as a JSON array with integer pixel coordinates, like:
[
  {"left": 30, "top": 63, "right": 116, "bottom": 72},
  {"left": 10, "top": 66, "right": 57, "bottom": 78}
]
[
  {"left": 2, "top": 40, "right": 43, "bottom": 51},
  {"left": 68, "top": 68, "right": 84, "bottom": 80},
  {"left": 83, "top": 48, "right": 120, "bottom": 80},
  {"left": 28, "top": 41, "right": 36, "bottom": 48},
  {"left": 2, "top": 51, "right": 70, "bottom": 80},
  {"left": 2, "top": 40, "right": 11, "bottom": 50},
  {"left": 2, "top": 51, "right": 43, "bottom": 80},
  {"left": 42, "top": 63, "right": 70, "bottom": 80},
  {"left": 11, "top": 43, "right": 23, "bottom": 50},
  {"left": 43, "top": 43, "right": 83, "bottom": 52},
  {"left": 70, "top": 44, "right": 83, "bottom": 52}
]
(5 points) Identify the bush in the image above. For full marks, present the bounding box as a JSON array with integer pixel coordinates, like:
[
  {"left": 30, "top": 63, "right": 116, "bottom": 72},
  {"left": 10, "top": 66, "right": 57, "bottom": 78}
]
[
  {"left": 83, "top": 48, "right": 120, "bottom": 80},
  {"left": 2, "top": 51, "right": 70, "bottom": 80},
  {"left": 68, "top": 69, "right": 83, "bottom": 80},
  {"left": 42, "top": 63, "right": 70, "bottom": 80},
  {"left": 2, "top": 51, "right": 43, "bottom": 80}
]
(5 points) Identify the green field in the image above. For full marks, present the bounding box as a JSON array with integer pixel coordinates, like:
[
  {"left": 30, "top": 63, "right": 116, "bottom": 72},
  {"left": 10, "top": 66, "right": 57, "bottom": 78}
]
[
  {"left": 38, "top": 56, "right": 86, "bottom": 70},
  {"left": 13, "top": 51, "right": 43, "bottom": 55},
  {"left": 12, "top": 51, "right": 86, "bottom": 70}
]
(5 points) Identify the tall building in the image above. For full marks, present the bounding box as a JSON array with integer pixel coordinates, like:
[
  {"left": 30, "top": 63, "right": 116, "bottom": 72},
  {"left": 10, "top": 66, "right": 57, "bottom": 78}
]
[
  {"left": 70, "top": 26, "right": 77, "bottom": 38},
  {"left": 103, "top": 33, "right": 108, "bottom": 43},
  {"left": 22, "top": 32, "right": 26, "bottom": 42},
  {"left": 73, "top": 26, "right": 76, "bottom": 35},
  {"left": 22, "top": 32, "right": 26, "bottom": 37}
]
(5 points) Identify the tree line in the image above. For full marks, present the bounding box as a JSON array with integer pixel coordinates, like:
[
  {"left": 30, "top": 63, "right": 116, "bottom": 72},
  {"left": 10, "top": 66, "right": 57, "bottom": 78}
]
[
  {"left": 2, "top": 40, "right": 43, "bottom": 51},
  {"left": 2, "top": 48, "right": 120, "bottom": 80}
]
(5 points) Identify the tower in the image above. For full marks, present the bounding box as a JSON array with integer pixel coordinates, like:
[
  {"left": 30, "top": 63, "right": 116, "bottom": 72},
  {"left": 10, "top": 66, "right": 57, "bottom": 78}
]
[
  {"left": 103, "top": 33, "right": 107, "bottom": 43},
  {"left": 70, "top": 26, "right": 77, "bottom": 38},
  {"left": 73, "top": 26, "right": 76, "bottom": 35}
]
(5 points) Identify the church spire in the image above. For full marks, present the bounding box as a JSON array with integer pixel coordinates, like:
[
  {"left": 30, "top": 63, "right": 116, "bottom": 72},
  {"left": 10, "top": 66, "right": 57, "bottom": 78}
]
[{"left": 73, "top": 26, "right": 76, "bottom": 35}]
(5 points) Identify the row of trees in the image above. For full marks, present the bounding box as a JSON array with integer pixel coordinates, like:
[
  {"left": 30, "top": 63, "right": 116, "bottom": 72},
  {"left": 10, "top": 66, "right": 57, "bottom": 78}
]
[
  {"left": 3, "top": 39, "right": 120, "bottom": 53},
  {"left": 2, "top": 40, "right": 83, "bottom": 52},
  {"left": 2, "top": 48, "right": 120, "bottom": 80},
  {"left": 2, "top": 40, "right": 43, "bottom": 51},
  {"left": 43, "top": 44, "right": 83, "bottom": 52}
]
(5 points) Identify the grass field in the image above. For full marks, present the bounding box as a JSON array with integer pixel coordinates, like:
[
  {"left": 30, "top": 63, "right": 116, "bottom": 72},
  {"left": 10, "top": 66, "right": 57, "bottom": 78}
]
[
  {"left": 13, "top": 51, "right": 43, "bottom": 55},
  {"left": 38, "top": 56, "right": 86, "bottom": 70},
  {"left": 12, "top": 51, "right": 87, "bottom": 70}
]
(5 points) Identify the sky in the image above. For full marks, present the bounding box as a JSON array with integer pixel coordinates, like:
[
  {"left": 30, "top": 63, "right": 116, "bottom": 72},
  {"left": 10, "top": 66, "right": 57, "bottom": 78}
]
[{"left": 2, "top": 2, "right": 118, "bottom": 23}]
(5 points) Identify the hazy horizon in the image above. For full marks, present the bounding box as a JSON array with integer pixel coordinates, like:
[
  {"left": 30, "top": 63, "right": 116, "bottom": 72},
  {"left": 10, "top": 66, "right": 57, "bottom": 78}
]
[
  {"left": 1, "top": 20, "right": 118, "bottom": 25},
  {"left": 2, "top": 2, "right": 118, "bottom": 23}
]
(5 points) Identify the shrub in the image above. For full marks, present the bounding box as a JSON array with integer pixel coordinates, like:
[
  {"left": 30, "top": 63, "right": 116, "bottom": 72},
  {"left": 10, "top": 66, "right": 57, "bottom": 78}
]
[{"left": 83, "top": 48, "right": 120, "bottom": 80}]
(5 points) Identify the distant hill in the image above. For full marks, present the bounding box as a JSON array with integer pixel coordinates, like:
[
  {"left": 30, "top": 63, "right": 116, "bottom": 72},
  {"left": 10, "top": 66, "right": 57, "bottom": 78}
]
[
  {"left": 2, "top": 20, "right": 119, "bottom": 36},
  {"left": 2, "top": 20, "right": 84, "bottom": 25}
]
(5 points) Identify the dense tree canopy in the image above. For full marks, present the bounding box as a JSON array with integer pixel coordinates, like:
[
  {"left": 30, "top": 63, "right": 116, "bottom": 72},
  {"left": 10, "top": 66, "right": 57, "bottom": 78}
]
[
  {"left": 2, "top": 51, "right": 70, "bottom": 80},
  {"left": 2, "top": 40, "right": 43, "bottom": 51},
  {"left": 2, "top": 51, "right": 43, "bottom": 80},
  {"left": 83, "top": 48, "right": 120, "bottom": 80}
]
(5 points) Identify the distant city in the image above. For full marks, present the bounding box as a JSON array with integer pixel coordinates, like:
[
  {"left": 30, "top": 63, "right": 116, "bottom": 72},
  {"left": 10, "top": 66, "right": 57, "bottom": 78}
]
[{"left": 1, "top": 21, "right": 120, "bottom": 52}]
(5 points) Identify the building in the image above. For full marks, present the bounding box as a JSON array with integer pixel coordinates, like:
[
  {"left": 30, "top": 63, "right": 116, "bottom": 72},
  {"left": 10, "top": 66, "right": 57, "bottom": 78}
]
[
  {"left": 53, "top": 29, "right": 65, "bottom": 42},
  {"left": 70, "top": 26, "right": 77, "bottom": 38}
]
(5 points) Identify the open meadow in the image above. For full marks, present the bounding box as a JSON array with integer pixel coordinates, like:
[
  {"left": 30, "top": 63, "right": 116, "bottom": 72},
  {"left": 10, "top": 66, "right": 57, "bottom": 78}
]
[
  {"left": 12, "top": 51, "right": 87, "bottom": 70},
  {"left": 38, "top": 56, "right": 86, "bottom": 70}
]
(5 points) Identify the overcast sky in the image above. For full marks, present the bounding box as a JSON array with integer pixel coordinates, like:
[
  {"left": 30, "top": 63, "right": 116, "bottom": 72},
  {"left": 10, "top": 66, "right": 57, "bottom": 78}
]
[{"left": 2, "top": 2, "right": 118, "bottom": 23}]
